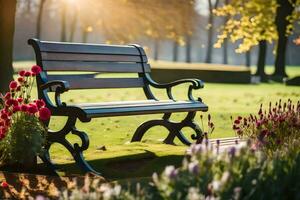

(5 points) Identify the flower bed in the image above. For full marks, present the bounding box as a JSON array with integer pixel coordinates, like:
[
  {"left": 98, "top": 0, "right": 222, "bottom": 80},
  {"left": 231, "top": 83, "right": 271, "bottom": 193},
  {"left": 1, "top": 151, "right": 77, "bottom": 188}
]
[
  {"left": 0, "top": 66, "right": 51, "bottom": 168},
  {"left": 0, "top": 95, "right": 299, "bottom": 199}
]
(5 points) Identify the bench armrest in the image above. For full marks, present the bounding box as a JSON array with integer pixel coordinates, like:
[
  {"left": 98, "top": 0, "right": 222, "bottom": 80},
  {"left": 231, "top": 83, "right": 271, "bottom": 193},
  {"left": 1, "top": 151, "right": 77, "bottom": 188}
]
[
  {"left": 40, "top": 80, "right": 70, "bottom": 107},
  {"left": 144, "top": 74, "right": 204, "bottom": 101}
]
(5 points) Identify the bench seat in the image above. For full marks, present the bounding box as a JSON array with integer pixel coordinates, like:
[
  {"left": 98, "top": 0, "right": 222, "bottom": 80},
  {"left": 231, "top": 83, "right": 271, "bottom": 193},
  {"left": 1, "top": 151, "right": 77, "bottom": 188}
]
[{"left": 67, "top": 100, "right": 208, "bottom": 119}]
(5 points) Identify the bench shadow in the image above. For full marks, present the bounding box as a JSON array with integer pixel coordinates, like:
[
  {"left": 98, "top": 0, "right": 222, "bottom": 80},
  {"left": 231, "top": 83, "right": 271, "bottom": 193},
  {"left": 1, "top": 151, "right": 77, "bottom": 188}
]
[{"left": 55, "top": 150, "right": 184, "bottom": 180}]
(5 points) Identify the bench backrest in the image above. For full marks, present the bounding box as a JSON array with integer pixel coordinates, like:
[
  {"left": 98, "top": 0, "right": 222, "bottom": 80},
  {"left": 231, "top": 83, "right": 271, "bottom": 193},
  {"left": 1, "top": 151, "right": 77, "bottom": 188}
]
[{"left": 28, "top": 39, "right": 150, "bottom": 90}]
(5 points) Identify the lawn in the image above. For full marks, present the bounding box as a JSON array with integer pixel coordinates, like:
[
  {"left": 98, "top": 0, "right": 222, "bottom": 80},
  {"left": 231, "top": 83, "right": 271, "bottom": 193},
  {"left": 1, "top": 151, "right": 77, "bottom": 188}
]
[{"left": 13, "top": 61, "right": 300, "bottom": 180}]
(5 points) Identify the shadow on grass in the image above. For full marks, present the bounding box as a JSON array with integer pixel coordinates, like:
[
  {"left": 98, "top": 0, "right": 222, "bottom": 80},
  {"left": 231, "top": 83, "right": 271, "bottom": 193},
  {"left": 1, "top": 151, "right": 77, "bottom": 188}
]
[{"left": 56, "top": 150, "right": 184, "bottom": 180}]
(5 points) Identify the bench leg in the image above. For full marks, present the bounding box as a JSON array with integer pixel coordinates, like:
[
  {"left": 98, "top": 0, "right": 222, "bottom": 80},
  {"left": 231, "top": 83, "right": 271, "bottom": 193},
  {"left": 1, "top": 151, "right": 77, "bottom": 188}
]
[
  {"left": 131, "top": 112, "right": 204, "bottom": 146},
  {"left": 40, "top": 116, "right": 101, "bottom": 176}
]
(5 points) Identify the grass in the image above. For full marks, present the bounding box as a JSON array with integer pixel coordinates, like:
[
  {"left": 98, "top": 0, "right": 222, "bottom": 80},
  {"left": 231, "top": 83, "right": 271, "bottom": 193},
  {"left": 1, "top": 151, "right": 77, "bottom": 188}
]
[{"left": 12, "top": 61, "right": 300, "bottom": 180}]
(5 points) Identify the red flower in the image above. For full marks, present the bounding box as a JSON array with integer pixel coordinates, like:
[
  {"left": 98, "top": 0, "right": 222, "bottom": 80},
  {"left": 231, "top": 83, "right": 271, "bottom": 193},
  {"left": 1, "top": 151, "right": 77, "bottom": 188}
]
[
  {"left": 17, "top": 77, "right": 25, "bottom": 83},
  {"left": 36, "top": 99, "right": 45, "bottom": 108},
  {"left": 24, "top": 71, "right": 31, "bottom": 77},
  {"left": 17, "top": 98, "right": 23, "bottom": 103},
  {"left": 4, "top": 119, "right": 11, "bottom": 127},
  {"left": 39, "top": 107, "right": 51, "bottom": 121},
  {"left": 28, "top": 104, "right": 38, "bottom": 114},
  {"left": 19, "top": 70, "right": 26, "bottom": 76},
  {"left": 16, "top": 86, "right": 21, "bottom": 91},
  {"left": 12, "top": 100, "right": 19, "bottom": 106},
  {"left": 9, "top": 81, "right": 18, "bottom": 90},
  {"left": 0, "top": 113, "right": 8, "bottom": 120},
  {"left": 234, "top": 119, "right": 240, "bottom": 124},
  {"left": 5, "top": 99, "right": 14, "bottom": 107},
  {"left": 31, "top": 65, "right": 42, "bottom": 74},
  {"left": 12, "top": 105, "right": 21, "bottom": 113},
  {"left": 4, "top": 92, "right": 11, "bottom": 100},
  {"left": 1, "top": 181, "right": 9, "bottom": 188},
  {"left": 21, "top": 104, "right": 28, "bottom": 112}
]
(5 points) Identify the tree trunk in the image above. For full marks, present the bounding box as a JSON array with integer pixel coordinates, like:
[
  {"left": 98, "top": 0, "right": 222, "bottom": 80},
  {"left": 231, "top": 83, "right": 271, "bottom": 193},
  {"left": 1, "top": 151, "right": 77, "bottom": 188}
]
[
  {"left": 68, "top": 8, "right": 78, "bottom": 42},
  {"left": 255, "top": 40, "right": 268, "bottom": 81},
  {"left": 60, "top": 1, "right": 67, "bottom": 42},
  {"left": 223, "top": 0, "right": 229, "bottom": 64},
  {"left": 223, "top": 37, "right": 228, "bottom": 64},
  {"left": 36, "top": 0, "right": 46, "bottom": 39},
  {"left": 186, "top": 35, "right": 192, "bottom": 63},
  {"left": 153, "top": 38, "right": 159, "bottom": 61},
  {"left": 0, "top": 0, "right": 16, "bottom": 93},
  {"left": 82, "top": 30, "right": 88, "bottom": 43},
  {"left": 173, "top": 41, "right": 178, "bottom": 62},
  {"left": 273, "top": 0, "right": 295, "bottom": 79},
  {"left": 245, "top": 50, "right": 251, "bottom": 67},
  {"left": 205, "top": 13, "right": 214, "bottom": 63}
]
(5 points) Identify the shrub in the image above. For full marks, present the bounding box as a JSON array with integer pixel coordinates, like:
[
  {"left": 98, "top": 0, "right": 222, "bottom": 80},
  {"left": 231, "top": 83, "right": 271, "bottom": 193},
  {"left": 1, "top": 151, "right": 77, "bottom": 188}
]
[
  {"left": 0, "top": 66, "right": 51, "bottom": 167},
  {"left": 56, "top": 139, "right": 300, "bottom": 200},
  {"left": 232, "top": 100, "right": 300, "bottom": 153}
]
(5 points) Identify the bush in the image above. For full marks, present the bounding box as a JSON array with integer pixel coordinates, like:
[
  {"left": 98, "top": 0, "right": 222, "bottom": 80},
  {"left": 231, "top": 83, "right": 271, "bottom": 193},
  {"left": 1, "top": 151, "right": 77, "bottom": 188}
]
[
  {"left": 232, "top": 100, "right": 300, "bottom": 153},
  {"left": 0, "top": 66, "right": 51, "bottom": 167},
  {"left": 56, "top": 139, "right": 300, "bottom": 200}
]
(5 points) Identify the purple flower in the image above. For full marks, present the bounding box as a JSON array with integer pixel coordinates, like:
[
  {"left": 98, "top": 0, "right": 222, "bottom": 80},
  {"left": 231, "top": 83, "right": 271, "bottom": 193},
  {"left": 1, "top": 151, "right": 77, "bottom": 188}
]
[
  {"left": 188, "top": 161, "right": 199, "bottom": 175},
  {"left": 164, "top": 165, "right": 178, "bottom": 179},
  {"left": 228, "top": 147, "right": 236, "bottom": 157}
]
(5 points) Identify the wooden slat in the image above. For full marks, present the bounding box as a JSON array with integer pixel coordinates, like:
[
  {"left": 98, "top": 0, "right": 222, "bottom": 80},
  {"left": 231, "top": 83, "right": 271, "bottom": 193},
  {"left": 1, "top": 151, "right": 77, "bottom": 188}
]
[
  {"left": 41, "top": 52, "right": 148, "bottom": 63},
  {"left": 42, "top": 61, "right": 151, "bottom": 73},
  {"left": 38, "top": 41, "right": 145, "bottom": 55},
  {"left": 76, "top": 100, "right": 189, "bottom": 109},
  {"left": 83, "top": 102, "right": 208, "bottom": 117},
  {"left": 47, "top": 76, "right": 145, "bottom": 89}
]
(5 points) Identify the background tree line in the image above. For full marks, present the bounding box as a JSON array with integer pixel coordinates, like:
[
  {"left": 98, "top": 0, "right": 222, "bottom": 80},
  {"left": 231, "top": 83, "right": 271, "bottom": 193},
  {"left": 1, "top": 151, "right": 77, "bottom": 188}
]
[{"left": 0, "top": 0, "right": 300, "bottom": 92}]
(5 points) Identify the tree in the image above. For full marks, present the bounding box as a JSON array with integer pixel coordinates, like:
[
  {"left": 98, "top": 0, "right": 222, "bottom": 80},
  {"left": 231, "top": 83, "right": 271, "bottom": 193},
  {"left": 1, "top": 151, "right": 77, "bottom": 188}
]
[
  {"left": 273, "top": 0, "right": 296, "bottom": 79},
  {"left": 214, "top": 0, "right": 300, "bottom": 81},
  {"left": 205, "top": 0, "right": 220, "bottom": 63},
  {"left": 0, "top": 0, "right": 17, "bottom": 93},
  {"left": 222, "top": 0, "right": 229, "bottom": 64},
  {"left": 36, "top": 0, "right": 46, "bottom": 39},
  {"left": 256, "top": 40, "right": 268, "bottom": 81}
]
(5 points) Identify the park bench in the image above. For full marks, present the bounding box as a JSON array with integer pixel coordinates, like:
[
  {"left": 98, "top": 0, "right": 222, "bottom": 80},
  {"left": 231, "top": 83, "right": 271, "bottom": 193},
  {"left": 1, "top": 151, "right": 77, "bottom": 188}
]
[{"left": 28, "top": 38, "right": 208, "bottom": 175}]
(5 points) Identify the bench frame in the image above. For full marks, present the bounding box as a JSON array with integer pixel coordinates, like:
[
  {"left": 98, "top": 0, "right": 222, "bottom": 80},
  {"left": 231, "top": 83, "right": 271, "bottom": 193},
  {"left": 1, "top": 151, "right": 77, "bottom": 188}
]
[{"left": 28, "top": 39, "right": 208, "bottom": 175}]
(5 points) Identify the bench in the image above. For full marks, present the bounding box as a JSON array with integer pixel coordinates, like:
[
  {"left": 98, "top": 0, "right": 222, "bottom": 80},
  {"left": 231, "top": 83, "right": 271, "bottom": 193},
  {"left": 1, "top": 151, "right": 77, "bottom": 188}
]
[{"left": 28, "top": 38, "right": 208, "bottom": 175}]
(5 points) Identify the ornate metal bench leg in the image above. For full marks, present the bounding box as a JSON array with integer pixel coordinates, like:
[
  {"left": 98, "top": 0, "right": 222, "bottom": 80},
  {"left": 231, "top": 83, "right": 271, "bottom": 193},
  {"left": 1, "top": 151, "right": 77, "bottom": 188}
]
[
  {"left": 131, "top": 119, "right": 167, "bottom": 142},
  {"left": 43, "top": 116, "right": 101, "bottom": 176},
  {"left": 132, "top": 112, "right": 203, "bottom": 146}
]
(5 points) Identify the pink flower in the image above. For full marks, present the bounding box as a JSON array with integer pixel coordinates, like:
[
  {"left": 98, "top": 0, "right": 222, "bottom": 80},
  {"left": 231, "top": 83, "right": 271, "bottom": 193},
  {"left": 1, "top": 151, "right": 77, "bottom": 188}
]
[
  {"left": 5, "top": 99, "right": 14, "bottom": 107},
  {"left": 9, "top": 81, "right": 18, "bottom": 90},
  {"left": 21, "top": 104, "right": 28, "bottom": 112},
  {"left": 1, "top": 181, "right": 9, "bottom": 188},
  {"left": 39, "top": 107, "right": 51, "bottom": 121},
  {"left": 28, "top": 104, "right": 38, "bottom": 114},
  {"left": 12, "top": 100, "right": 18, "bottom": 106},
  {"left": 19, "top": 70, "right": 26, "bottom": 76},
  {"left": 12, "top": 105, "right": 21, "bottom": 113},
  {"left": 31, "top": 65, "right": 42, "bottom": 74}
]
